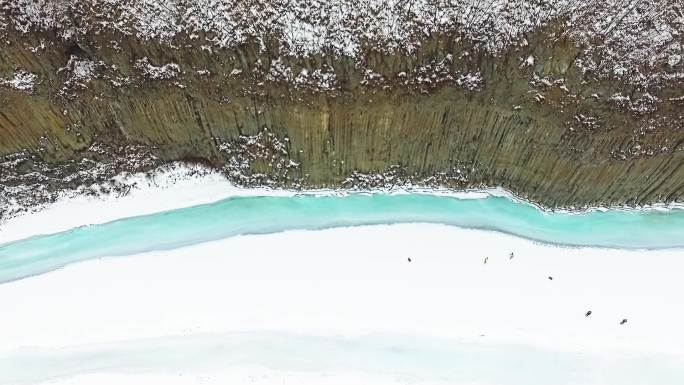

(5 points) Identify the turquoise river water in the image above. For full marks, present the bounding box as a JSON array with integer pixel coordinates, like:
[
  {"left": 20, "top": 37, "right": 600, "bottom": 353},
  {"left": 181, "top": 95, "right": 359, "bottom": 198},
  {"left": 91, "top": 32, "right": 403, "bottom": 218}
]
[{"left": 1, "top": 193, "right": 684, "bottom": 283}]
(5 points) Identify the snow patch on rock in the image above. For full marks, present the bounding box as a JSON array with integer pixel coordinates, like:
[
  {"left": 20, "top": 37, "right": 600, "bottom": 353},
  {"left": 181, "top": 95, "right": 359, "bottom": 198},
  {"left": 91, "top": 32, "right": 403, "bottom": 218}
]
[
  {"left": 0, "top": 69, "right": 38, "bottom": 93},
  {"left": 135, "top": 57, "right": 181, "bottom": 80}
]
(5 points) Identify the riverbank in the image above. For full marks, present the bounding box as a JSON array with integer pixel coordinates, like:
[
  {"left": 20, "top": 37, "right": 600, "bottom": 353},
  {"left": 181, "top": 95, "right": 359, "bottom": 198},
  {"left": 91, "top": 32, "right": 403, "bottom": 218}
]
[
  {"left": 0, "top": 163, "right": 293, "bottom": 244},
  {"left": 5, "top": 161, "right": 684, "bottom": 248}
]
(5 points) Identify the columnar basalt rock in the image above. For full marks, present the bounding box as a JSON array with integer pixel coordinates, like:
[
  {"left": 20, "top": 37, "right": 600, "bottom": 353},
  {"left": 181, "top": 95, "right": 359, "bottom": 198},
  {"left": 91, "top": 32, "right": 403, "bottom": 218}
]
[{"left": 1, "top": 1, "right": 683, "bottom": 211}]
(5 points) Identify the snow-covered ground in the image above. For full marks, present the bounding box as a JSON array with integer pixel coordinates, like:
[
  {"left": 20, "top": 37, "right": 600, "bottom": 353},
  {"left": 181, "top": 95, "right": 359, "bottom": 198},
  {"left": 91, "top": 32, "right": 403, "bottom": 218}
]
[
  {"left": 1, "top": 223, "right": 684, "bottom": 384},
  {"left": 2, "top": 166, "right": 684, "bottom": 384}
]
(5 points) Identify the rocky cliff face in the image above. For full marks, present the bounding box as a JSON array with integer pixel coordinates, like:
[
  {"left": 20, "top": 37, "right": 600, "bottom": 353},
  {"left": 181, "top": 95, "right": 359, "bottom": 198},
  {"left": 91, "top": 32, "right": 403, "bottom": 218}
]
[{"left": 1, "top": 1, "right": 683, "bottom": 212}]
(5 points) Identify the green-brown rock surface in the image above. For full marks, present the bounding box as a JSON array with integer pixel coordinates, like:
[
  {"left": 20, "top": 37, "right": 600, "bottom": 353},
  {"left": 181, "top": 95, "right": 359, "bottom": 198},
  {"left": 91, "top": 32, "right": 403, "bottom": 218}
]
[{"left": 1, "top": 1, "right": 683, "bottom": 210}]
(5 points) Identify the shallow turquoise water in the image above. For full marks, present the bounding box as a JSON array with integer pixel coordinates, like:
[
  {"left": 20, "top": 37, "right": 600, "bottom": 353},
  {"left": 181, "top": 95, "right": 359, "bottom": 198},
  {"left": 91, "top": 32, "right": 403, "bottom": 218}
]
[{"left": 1, "top": 193, "right": 684, "bottom": 283}]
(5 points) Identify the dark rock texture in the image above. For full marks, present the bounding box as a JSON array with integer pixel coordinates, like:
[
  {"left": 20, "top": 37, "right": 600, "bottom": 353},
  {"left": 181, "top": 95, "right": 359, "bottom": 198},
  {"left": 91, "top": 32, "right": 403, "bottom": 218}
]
[{"left": 1, "top": 1, "right": 683, "bottom": 209}]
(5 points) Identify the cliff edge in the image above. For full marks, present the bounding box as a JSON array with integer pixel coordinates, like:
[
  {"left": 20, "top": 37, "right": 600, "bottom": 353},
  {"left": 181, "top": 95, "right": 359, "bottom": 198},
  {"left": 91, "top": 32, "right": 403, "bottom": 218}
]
[{"left": 1, "top": 1, "right": 683, "bottom": 214}]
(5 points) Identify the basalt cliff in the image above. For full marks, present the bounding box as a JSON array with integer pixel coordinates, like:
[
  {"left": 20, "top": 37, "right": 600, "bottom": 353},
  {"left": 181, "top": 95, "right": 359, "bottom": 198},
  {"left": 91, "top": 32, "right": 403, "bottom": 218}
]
[{"left": 1, "top": 1, "right": 683, "bottom": 215}]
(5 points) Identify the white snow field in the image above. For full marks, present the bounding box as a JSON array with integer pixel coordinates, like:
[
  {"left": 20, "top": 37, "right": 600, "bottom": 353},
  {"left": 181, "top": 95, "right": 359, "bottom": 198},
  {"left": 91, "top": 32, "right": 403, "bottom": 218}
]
[{"left": 1, "top": 221, "right": 684, "bottom": 384}]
